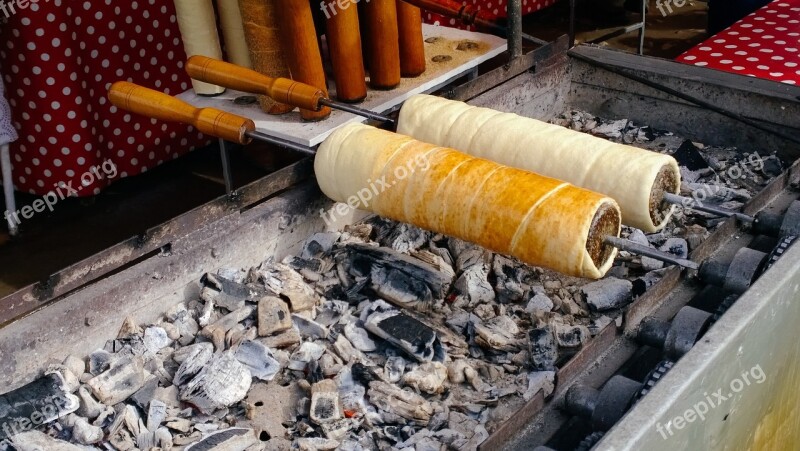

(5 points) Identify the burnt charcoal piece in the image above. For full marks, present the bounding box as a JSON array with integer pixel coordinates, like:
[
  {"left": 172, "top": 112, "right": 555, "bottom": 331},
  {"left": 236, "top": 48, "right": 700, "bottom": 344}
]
[
  {"left": 184, "top": 427, "right": 257, "bottom": 451},
  {"left": 673, "top": 140, "right": 709, "bottom": 171},
  {"left": 310, "top": 379, "right": 343, "bottom": 425},
  {"left": 346, "top": 243, "right": 454, "bottom": 309},
  {"left": 201, "top": 273, "right": 272, "bottom": 311},
  {"left": 87, "top": 356, "right": 146, "bottom": 405},
  {"left": 363, "top": 302, "right": 446, "bottom": 363},
  {"left": 233, "top": 340, "right": 281, "bottom": 382},
  {"left": 351, "top": 363, "right": 381, "bottom": 386},
  {"left": 581, "top": 278, "right": 634, "bottom": 312},
  {"left": 0, "top": 373, "right": 79, "bottom": 440},
  {"left": 529, "top": 327, "right": 558, "bottom": 371}
]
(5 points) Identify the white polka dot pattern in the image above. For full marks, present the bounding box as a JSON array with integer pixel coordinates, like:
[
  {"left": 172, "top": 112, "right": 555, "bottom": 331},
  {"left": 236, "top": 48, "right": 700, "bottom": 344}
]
[
  {"left": 422, "top": 0, "right": 557, "bottom": 30},
  {"left": 0, "top": 0, "right": 213, "bottom": 196},
  {"left": 678, "top": 0, "right": 800, "bottom": 85}
]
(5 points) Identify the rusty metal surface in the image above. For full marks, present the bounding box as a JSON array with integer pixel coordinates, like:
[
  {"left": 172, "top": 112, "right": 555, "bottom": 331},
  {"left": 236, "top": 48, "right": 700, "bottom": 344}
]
[
  {"left": 479, "top": 392, "right": 545, "bottom": 451},
  {"left": 623, "top": 268, "right": 684, "bottom": 336},
  {"left": 0, "top": 157, "right": 314, "bottom": 327}
]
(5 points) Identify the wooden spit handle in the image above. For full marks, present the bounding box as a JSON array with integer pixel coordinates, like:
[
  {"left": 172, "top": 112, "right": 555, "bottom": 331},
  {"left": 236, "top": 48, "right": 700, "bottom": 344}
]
[
  {"left": 363, "top": 0, "right": 401, "bottom": 90},
  {"left": 325, "top": 4, "right": 368, "bottom": 103},
  {"left": 396, "top": 0, "right": 426, "bottom": 77},
  {"left": 274, "top": 0, "right": 331, "bottom": 121},
  {"left": 187, "top": 56, "right": 325, "bottom": 112},
  {"left": 108, "top": 81, "right": 255, "bottom": 145}
]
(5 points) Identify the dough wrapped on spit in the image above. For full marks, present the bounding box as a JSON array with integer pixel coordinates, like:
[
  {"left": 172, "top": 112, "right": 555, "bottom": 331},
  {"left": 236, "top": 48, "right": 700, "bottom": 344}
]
[
  {"left": 238, "top": 0, "right": 293, "bottom": 114},
  {"left": 397, "top": 94, "right": 681, "bottom": 233},
  {"left": 315, "top": 123, "right": 622, "bottom": 279}
]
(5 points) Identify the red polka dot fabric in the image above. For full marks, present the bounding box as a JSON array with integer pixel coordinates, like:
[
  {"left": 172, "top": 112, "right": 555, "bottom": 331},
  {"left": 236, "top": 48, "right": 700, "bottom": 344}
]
[
  {"left": 0, "top": 0, "right": 213, "bottom": 197},
  {"left": 423, "top": 0, "right": 559, "bottom": 30},
  {"left": 677, "top": 0, "right": 800, "bottom": 85}
]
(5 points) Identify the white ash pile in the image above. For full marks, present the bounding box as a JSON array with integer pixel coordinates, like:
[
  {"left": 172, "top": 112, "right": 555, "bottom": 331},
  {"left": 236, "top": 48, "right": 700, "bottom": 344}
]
[{"left": 3, "top": 219, "right": 642, "bottom": 451}]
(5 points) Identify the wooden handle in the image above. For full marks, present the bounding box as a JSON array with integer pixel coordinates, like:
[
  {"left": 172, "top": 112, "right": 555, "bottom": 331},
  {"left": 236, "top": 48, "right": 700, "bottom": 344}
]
[
  {"left": 325, "top": 4, "right": 368, "bottom": 103},
  {"left": 186, "top": 55, "right": 325, "bottom": 112},
  {"left": 108, "top": 81, "right": 255, "bottom": 145},
  {"left": 397, "top": 1, "right": 426, "bottom": 77},
  {"left": 364, "top": 0, "right": 401, "bottom": 90},
  {"left": 274, "top": 0, "right": 331, "bottom": 121}
]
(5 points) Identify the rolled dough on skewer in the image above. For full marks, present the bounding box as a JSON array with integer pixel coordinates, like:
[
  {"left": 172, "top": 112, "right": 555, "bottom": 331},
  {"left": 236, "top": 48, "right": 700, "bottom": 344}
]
[
  {"left": 216, "top": 0, "right": 252, "bottom": 68},
  {"left": 396, "top": 94, "right": 681, "bottom": 233},
  {"left": 173, "top": 0, "right": 226, "bottom": 96},
  {"left": 315, "top": 123, "right": 622, "bottom": 279},
  {"left": 237, "top": 0, "right": 293, "bottom": 114}
]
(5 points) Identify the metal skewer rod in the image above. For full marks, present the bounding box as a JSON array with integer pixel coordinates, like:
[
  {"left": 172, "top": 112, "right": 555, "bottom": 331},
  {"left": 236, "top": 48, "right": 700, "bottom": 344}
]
[
  {"left": 108, "top": 81, "right": 317, "bottom": 198},
  {"left": 186, "top": 56, "right": 395, "bottom": 125},
  {"left": 604, "top": 235, "right": 701, "bottom": 270},
  {"left": 318, "top": 98, "right": 395, "bottom": 124},
  {"left": 662, "top": 192, "right": 755, "bottom": 224},
  {"left": 246, "top": 131, "right": 316, "bottom": 156}
]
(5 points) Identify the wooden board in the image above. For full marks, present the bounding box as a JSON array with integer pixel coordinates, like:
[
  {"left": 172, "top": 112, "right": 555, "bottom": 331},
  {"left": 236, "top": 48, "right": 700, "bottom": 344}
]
[{"left": 178, "top": 25, "right": 507, "bottom": 147}]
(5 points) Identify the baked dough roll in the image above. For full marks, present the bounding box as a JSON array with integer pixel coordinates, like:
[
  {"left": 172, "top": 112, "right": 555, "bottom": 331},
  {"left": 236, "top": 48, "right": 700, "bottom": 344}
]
[
  {"left": 315, "top": 123, "right": 621, "bottom": 279},
  {"left": 238, "top": 0, "right": 294, "bottom": 114},
  {"left": 217, "top": 0, "right": 252, "bottom": 68},
  {"left": 173, "top": 0, "right": 226, "bottom": 96},
  {"left": 397, "top": 94, "right": 681, "bottom": 233}
]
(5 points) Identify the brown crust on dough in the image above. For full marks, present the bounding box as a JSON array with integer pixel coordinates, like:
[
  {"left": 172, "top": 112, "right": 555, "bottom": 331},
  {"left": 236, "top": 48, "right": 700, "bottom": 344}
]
[
  {"left": 587, "top": 201, "right": 621, "bottom": 268},
  {"left": 238, "top": 0, "right": 292, "bottom": 114},
  {"left": 649, "top": 164, "right": 680, "bottom": 226}
]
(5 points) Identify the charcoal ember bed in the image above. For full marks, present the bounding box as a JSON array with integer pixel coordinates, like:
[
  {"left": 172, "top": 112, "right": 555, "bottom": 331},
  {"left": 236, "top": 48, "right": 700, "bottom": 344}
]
[{"left": 6, "top": 114, "right": 781, "bottom": 451}]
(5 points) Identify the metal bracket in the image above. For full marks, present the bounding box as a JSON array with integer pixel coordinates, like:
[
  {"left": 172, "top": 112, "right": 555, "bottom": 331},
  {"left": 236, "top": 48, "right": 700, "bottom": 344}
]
[{"left": 1, "top": 143, "right": 17, "bottom": 236}]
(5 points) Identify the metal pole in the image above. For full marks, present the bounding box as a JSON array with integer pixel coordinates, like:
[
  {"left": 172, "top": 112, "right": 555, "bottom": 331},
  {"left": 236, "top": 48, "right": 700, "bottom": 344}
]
[
  {"left": 246, "top": 131, "right": 317, "bottom": 157},
  {"left": 604, "top": 235, "right": 700, "bottom": 270},
  {"left": 507, "top": 0, "right": 523, "bottom": 59},
  {"left": 568, "top": 0, "right": 576, "bottom": 48},
  {"left": 1, "top": 143, "right": 17, "bottom": 236},
  {"left": 663, "top": 193, "right": 755, "bottom": 224},
  {"left": 218, "top": 138, "right": 233, "bottom": 196},
  {"left": 638, "top": 0, "right": 646, "bottom": 55}
]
